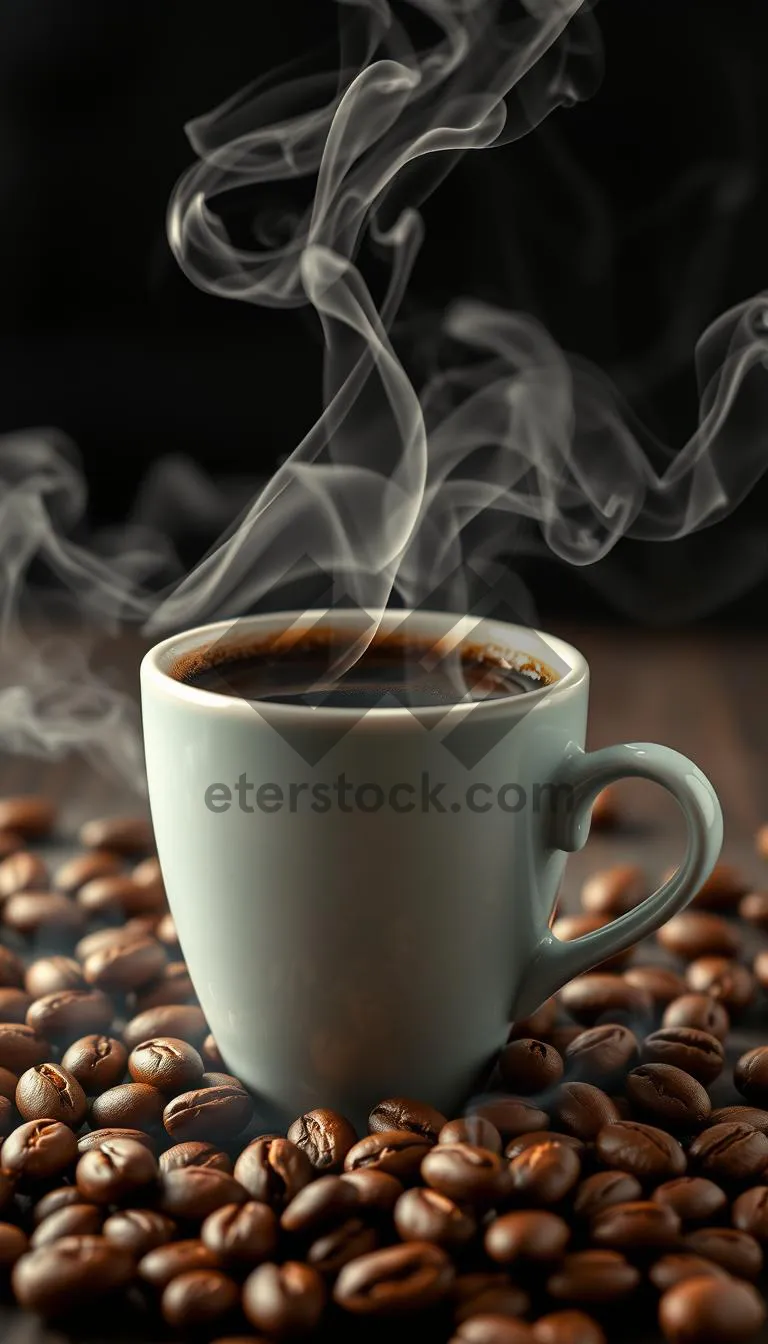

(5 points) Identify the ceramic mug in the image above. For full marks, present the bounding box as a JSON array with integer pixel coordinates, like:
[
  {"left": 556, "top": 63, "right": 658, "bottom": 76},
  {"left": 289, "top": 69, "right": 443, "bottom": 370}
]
[{"left": 141, "top": 610, "right": 723, "bottom": 1125}]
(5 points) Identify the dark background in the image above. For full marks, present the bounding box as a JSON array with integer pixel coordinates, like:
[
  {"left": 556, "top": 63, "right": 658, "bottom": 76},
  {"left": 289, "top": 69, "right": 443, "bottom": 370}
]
[{"left": 1, "top": 0, "right": 766, "bottom": 626}]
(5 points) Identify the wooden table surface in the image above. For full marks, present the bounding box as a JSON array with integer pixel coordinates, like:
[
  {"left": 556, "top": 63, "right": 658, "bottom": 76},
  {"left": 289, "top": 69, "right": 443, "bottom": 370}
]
[{"left": 1, "top": 625, "right": 768, "bottom": 1343}]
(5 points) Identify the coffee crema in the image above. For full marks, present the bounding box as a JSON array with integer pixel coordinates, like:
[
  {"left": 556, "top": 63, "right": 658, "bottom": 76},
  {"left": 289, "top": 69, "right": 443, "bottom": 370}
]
[{"left": 169, "top": 629, "right": 558, "bottom": 710}]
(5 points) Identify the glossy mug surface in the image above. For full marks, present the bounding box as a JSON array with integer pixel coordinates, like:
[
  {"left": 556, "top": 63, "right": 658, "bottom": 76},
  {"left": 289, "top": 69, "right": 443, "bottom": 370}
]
[{"left": 141, "top": 611, "right": 723, "bottom": 1125}]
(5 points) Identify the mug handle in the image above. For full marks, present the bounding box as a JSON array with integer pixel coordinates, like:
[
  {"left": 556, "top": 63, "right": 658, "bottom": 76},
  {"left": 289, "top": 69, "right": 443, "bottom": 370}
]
[{"left": 514, "top": 742, "right": 723, "bottom": 1018}]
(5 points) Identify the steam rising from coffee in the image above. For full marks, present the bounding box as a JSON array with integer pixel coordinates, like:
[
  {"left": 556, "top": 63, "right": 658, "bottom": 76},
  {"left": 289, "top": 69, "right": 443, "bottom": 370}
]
[{"left": 2, "top": 0, "right": 768, "bottom": 786}]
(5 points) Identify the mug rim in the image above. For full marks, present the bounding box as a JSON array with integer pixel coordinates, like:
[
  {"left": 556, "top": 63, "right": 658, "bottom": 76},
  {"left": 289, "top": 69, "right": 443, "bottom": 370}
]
[{"left": 140, "top": 610, "right": 588, "bottom": 724}]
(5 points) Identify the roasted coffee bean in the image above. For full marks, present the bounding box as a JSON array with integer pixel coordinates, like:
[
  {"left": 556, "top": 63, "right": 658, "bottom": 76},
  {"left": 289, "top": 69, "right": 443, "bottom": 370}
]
[
  {"left": 76, "top": 1136, "right": 158, "bottom": 1204},
  {"left": 201, "top": 1033, "right": 225, "bottom": 1071},
  {"left": 742, "top": 894, "right": 768, "bottom": 935},
  {"left": 595, "top": 1121, "right": 686, "bottom": 1183},
  {"left": 78, "top": 874, "right": 163, "bottom": 918},
  {"left": 552, "top": 914, "right": 632, "bottom": 972},
  {"left": 340, "top": 1169, "right": 404, "bottom": 1214},
  {"left": 421, "top": 1143, "right": 512, "bottom": 1206},
  {"left": 546, "top": 1250, "right": 640, "bottom": 1304},
  {"left": 573, "top": 1170, "right": 643, "bottom": 1219},
  {"left": 30, "top": 1203, "right": 103, "bottom": 1247},
  {"left": 139, "top": 1238, "right": 221, "bottom": 1289},
  {"left": 499, "top": 1039, "right": 564, "bottom": 1095},
  {"left": 657, "top": 912, "right": 740, "bottom": 960},
  {"left": 580, "top": 865, "right": 645, "bottom": 916},
  {"left": 0, "top": 1222, "right": 28, "bottom": 1268},
  {"left": 565, "top": 1025, "right": 639, "bottom": 1086},
  {"left": 754, "top": 949, "right": 768, "bottom": 990},
  {"left": 2, "top": 1119, "right": 78, "bottom": 1180},
  {"left": 685, "top": 1226, "right": 763, "bottom": 1278},
  {"left": 27, "top": 989, "right": 114, "bottom": 1044},
  {"left": 0, "top": 851, "right": 48, "bottom": 898},
  {"left": 0, "top": 1024, "right": 50, "bottom": 1074},
  {"left": 625, "top": 1064, "right": 711, "bottom": 1131},
  {"left": 163, "top": 1084, "right": 254, "bottom": 1143},
  {"left": 368, "top": 1096, "right": 446, "bottom": 1142},
  {"left": 558, "top": 974, "right": 652, "bottom": 1028},
  {"left": 307, "top": 1218, "right": 379, "bottom": 1277},
  {"left": 201, "top": 1200, "right": 278, "bottom": 1264},
  {"left": 624, "top": 966, "right": 688, "bottom": 1006},
  {"left": 507, "top": 1140, "right": 581, "bottom": 1205},
  {"left": 75, "top": 927, "right": 138, "bottom": 962},
  {"left": 333, "top": 1241, "right": 452, "bottom": 1315},
  {"left": 25, "top": 956, "right": 84, "bottom": 999},
  {"left": 34, "top": 1186, "right": 83, "bottom": 1225},
  {"left": 509, "top": 999, "right": 558, "bottom": 1041},
  {"left": 344, "top": 1129, "right": 433, "bottom": 1182},
  {"left": 0, "top": 796, "right": 55, "bottom": 838},
  {"left": 440, "top": 1117, "right": 503, "bottom": 1153},
  {"left": 132, "top": 854, "right": 163, "bottom": 886},
  {"left": 91, "top": 1082, "right": 165, "bottom": 1130},
  {"left": 281, "top": 1174, "right": 360, "bottom": 1235},
  {"left": 692, "top": 861, "right": 749, "bottom": 912},
  {"left": 733, "top": 1186, "right": 768, "bottom": 1240},
  {"left": 734, "top": 1047, "right": 768, "bottom": 1106},
  {"left": 161, "top": 1267, "right": 240, "bottom": 1330},
  {"left": 0, "top": 946, "right": 25, "bottom": 989},
  {"left": 394, "top": 1187, "right": 476, "bottom": 1247},
  {"left": 55, "top": 850, "right": 122, "bottom": 894},
  {"left": 61, "top": 1035, "right": 128, "bottom": 1095},
  {"left": 0, "top": 1066, "right": 16, "bottom": 1101},
  {"left": 591, "top": 1200, "right": 681, "bottom": 1251},
  {"left": 505, "top": 1131, "right": 584, "bottom": 1160},
  {"left": 16, "top": 1063, "right": 87, "bottom": 1127},
  {"left": 689, "top": 1124, "right": 768, "bottom": 1183},
  {"left": 533, "top": 1311, "right": 606, "bottom": 1344},
  {"left": 652, "top": 1177, "right": 728, "bottom": 1225},
  {"left": 662, "top": 995, "right": 730, "bottom": 1042},
  {"left": 159, "top": 1167, "right": 248, "bottom": 1221},
  {"left": 160, "top": 1142, "right": 233, "bottom": 1175},
  {"left": 128, "top": 1037, "right": 204, "bottom": 1094},
  {"left": 244, "top": 1260, "right": 326, "bottom": 1333},
  {"left": 135, "top": 963, "right": 196, "bottom": 1011},
  {"left": 77, "top": 1127, "right": 156, "bottom": 1155},
  {"left": 202, "top": 1071, "right": 243, "bottom": 1089},
  {"left": 485, "top": 1210, "right": 570, "bottom": 1263},
  {"left": 4, "top": 892, "right": 84, "bottom": 938},
  {"left": 641, "top": 1027, "right": 725, "bottom": 1086},
  {"left": 709, "top": 1106, "right": 768, "bottom": 1133},
  {"left": 590, "top": 785, "right": 620, "bottom": 831},
  {"left": 471, "top": 1098, "right": 549, "bottom": 1138},
  {"left": 552, "top": 1083, "right": 621, "bottom": 1141},
  {"left": 235, "top": 1138, "right": 313, "bottom": 1209},
  {"left": 685, "top": 959, "right": 755, "bottom": 1014},
  {"left": 285, "top": 1108, "right": 357, "bottom": 1172},
  {"left": 12, "top": 1235, "right": 134, "bottom": 1314},
  {"left": 80, "top": 814, "right": 153, "bottom": 854},
  {"left": 103, "top": 1209, "right": 176, "bottom": 1256},
  {"left": 649, "top": 1254, "right": 731, "bottom": 1292},
  {"left": 83, "top": 936, "right": 166, "bottom": 993},
  {"left": 659, "top": 1277, "right": 766, "bottom": 1344},
  {"left": 453, "top": 1272, "right": 530, "bottom": 1322},
  {"left": 0, "top": 988, "right": 32, "bottom": 1023},
  {"left": 156, "top": 913, "right": 179, "bottom": 949},
  {"left": 0, "top": 1095, "right": 12, "bottom": 1138},
  {"left": 452, "top": 1317, "right": 536, "bottom": 1344},
  {"left": 123, "top": 1004, "right": 208, "bottom": 1051}
]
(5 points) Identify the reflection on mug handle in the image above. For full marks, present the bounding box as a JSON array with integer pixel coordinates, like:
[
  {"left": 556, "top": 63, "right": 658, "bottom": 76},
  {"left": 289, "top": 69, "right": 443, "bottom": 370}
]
[{"left": 514, "top": 742, "right": 724, "bottom": 1019}]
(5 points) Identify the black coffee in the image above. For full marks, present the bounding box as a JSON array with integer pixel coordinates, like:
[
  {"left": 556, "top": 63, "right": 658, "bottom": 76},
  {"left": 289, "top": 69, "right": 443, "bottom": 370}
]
[{"left": 172, "top": 631, "right": 557, "bottom": 709}]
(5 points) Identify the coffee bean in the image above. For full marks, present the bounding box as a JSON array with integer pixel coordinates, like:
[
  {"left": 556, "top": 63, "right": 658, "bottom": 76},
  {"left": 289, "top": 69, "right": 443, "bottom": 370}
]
[
  {"left": 0, "top": 796, "right": 55, "bottom": 838},
  {"left": 580, "top": 865, "right": 646, "bottom": 916},
  {"left": 160, "top": 1142, "right": 233, "bottom": 1174},
  {"left": 34, "top": 1187, "right": 83, "bottom": 1225},
  {"left": 552, "top": 914, "right": 632, "bottom": 972},
  {"left": 685, "top": 959, "right": 755, "bottom": 1014},
  {"left": 139, "top": 1238, "right": 222, "bottom": 1288},
  {"left": 368, "top": 1096, "right": 446, "bottom": 1142},
  {"left": 4, "top": 892, "right": 84, "bottom": 938},
  {"left": 689, "top": 1124, "right": 768, "bottom": 1183},
  {"left": 453, "top": 1272, "right": 530, "bottom": 1322},
  {"left": 692, "top": 861, "right": 749, "bottom": 912},
  {"left": 595, "top": 1121, "right": 686, "bottom": 1183},
  {"left": 76, "top": 1136, "right": 158, "bottom": 1204},
  {"left": 202, "top": 1071, "right": 243, "bottom": 1089},
  {"left": 344, "top": 1129, "right": 433, "bottom": 1182},
  {"left": 733, "top": 1187, "right": 768, "bottom": 1242},
  {"left": 659, "top": 1276, "right": 766, "bottom": 1344},
  {"left": 0, "top": 947, "right": 24, "bottom": 990},
  {"left": 573, "top": 1171, "right": 643, "bottom": 1219},
  {"left": 565, "top": 1025, "right": 639, "bottom": 1087},
  {"left": 281, "top": 1175, "right": 360, "bottom": 1235},
  {"left": 340, "top": 1169, "right": 404, "bottom": 1214},
  {"left": 12, "top": 1235, "right": 134, "bottom": 1314},
  {"left": 552, "top": 1084, "right": 621, "bottom": 1141},
  {"left": 0, "top": 1067, "right": 16, "bottom": 1103},
  {"left": 657, "top": 912, "right": 740, "bottom": 960},
  {"left": 163, "top": 1084, "right": 254, "bottom": 1143},
  {"left": 0, "top": 1024, "right": 50, "bottom": 1073},
  {"left": 78, "top": 875, "right": 163, "bottom": 918},
  {"left": 685, "top": 1226, "right": 763, "bottom": 1278},
  {"left": 509, "top": 999, "right": 558, "bottom": 1041},
  {"left": 333, "top": 1241, "right": 452, "bottom": 1315},
  {"left": 30, "top": 1204, "right": 104, "bottom": 1247},
  {"left": 244, "top": 1260, "right": 326, "bottom": 1333},
  {"left": 623, "top": 967, "right": 688, "bottom": 1006},
  {"left": 156, "top": 913, "right": 179, "bottom": 949},
  {"left": 284, "top": 1109, "right": 357, "bottom": 1173},
  {"left": 27, "top": 989, "right": 114, "bottom": 1044},
  {"left": 83, "top": 936, "right": 166, "bottom": 993},
  {"left": 663, "top": 995, "right": 730, "bottom": 1041},
  {"left": 2, "top": 1119, "right": 78, "bottom": 1180},
  {"left": 754, "top": 949, "right": 768, "bottom": 991},
  {"left": 61, "top": 1035, "right": 128, "bottom": 1094},
  {"left": 79, "top": 814, "right": 153, "bottom": 854},
  {"left": 641, "top": 1028, "right": 725, "bottom": 1086},
  {"left": 508, "top": 1140, "right": 581, "bottom": 1205},
  {"left": 307, "top": 1218, "right": 380, "bottom": 1277},
  {"left": 134, "top": 963, "right": 197, "bottom": 1011},
  {"left": 471, "top": 1098, "right": 549, "bottom": 1138},
  {"left": 591, "top": 1200, "right": 681, "bottom": 1251},
  {"left": 161, "top": 1266, "right": 239, "bottom": 1328},
  {"left": 709, "top": 1107, "right": 768, "bottom": 1133},
  {"left": 440, "top": 1117, "right": 503, "bottom": 1153},
  {"left": 159, "top": 1167, "right": 248, "bottom": 1221},
  {"left": 394, "top": 1187, "right": 476, "bottom": 1247},
  {"left": 625, "top": 1064, "right": 711, "bottom": 1131},
  {"left": 25, "top": 956, "right": 85, "bottom": 999},
  {"left": 55, "top": 850, "right": 122, "bottom": 894},
  {"left": 734, "top": 1047, "right": 768, "bottom": 1106},
  {"left": 91, "top": 1082, "right": 166, "bottom": 1130},
  {"left": 740, "top": 893, "right": 768, "bottom": 931},
  {"left": 506, "top": 1131, "right": 585, "bottom": 1160},
  {"left": 123, "top": 1004, "right": 208, "bottom": 1051},
  {"left": 103, "top": 1209, "right": 176, "bottom": 1256},
  {"left": 533, "top": 1311, "right": 607, "bottom": 1344},
  {"left": 235, "top": 1138, "right": 314, "bottom": 1209},
  {"left": 201, "top": 1201, "right": 278, "bottom": 1264},
  {"left": 421, "top": 1143, "right": 512, "bottom": 1207},
  {"left": 485, "top": 1210, "right": 570, "bottom": 1263},
  {"left": 652, "top": 1177, "right": 728, "bottom": 1225},
  {"left": 546, "top": 1250, "right": 640, "bottom": 1303},
  {"left": 16, "top": 1063, "right": 87, "bottom": 1127},
  {"left": 452, "top": 1317, "right": 536, "bottom": 1344},
  {"left": 77, "top": 1128, "right": 156, "bottom": 1155},
  {"left": 0, "top": 851, "right": 48, "bottom": 898},
  {"left": 649, "top": 1254, "right": 731, "bottom": 1291},
  {"left": 127, "top": 1037, "right": 203, "bottom": 1094},
  {"left": 0, "top": 988, "right": 32, "bottom": 1023},
  {"left": 499, "top": 1039, "right": 564, "bottom": 1095},
  {"left": 0, "top": 1222, "right": 27, "bottom": 1268},
  {"left": 559, "top": 974, "right": 652, "bottom": 1028}
]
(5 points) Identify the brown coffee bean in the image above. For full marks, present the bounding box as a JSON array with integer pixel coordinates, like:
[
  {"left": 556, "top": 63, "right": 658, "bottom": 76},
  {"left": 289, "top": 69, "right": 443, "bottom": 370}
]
[
  {"left": 595, "top": 1121, "right": 686, "bottom": 1183},
  {"left": 280, "top": 1174, "right": 360, "bottom": 1235},
  {"left": 30, "top": 1203, "right": 103, "bottom": 1247},
  {"left": 27, "top": 989, "right": 114, "bottom": 1044},
  {"left": 134, "top": 963, "right": 196, "bottom": 1011},
  {"left": 235, "top": 1138, "right": 314, "bottom": 1209},
  {"left": 689, "top": 1124, "right": 768, "bottom": 1183},
  {"left": 733, "top": 1186, "right": 768, "bottom": 1240},
  {"left": 161, "top": 1267, "right": 240, "bottom": 1330},
  {"left": 754, "top": 949, "right": 768, "bottom": 992},
  {"left": 54, "top": 850, "right": 122, "bottom": 894},
  {"left": 0, "top": 1096, "right": 12, "bottom": 1138},
  {"left": 0, "top": 1066, "right": 16, "bottom": 1102},
  {"left": 245, "top": 1260, "right": 327, "bottom": 1333},
  {"left": 76, "top": 1136, "right": 158, "bottom": 1203},
  {"left": 738, "top": 893, "right": 768, "bottom": 931},
  {"left": 83, "top": 937, "right": 166, "bottom": 994},
  {"left": 339, "top": 1169, "right": 403, "bottom": 1215},
  {"left": 0, "top": 1023, "right": 50, "bottom": 1074},
  {"left": 16, "top": 1063, "right": 87, "bottom": 1127},
  {"left": 641, "top": 1028, "right": 725, "bottom": 1086},
  {"left": 285, "top": 1108, "right": 357, "bottom": 1173},
  {"left": 485, "top": 1210, "right": 570, "bottom": 1263},
  {"left": 589, "top": 785, "right": 620, "bottom": 830},
  {"left": 79, "top": 814, "right": 153, "bottom": 854},
  {"left": 344, "top": 1129, "right": 433, "bottom": 1182},
  {"left": 332, "top": 1241, "right": 452, "bottom": 1315},
  {"left": 452, "top": 1317, "right": 536, "bottom": 1344},
  {"left": 657, "top": 912, "right": 740, "bottom": 961},
  {"left": 709, "top": 1107, "right": 768, "bottom": 1133},
  {"left": 685, "top": 1226, "right": 763, "bottom": 1278},
  {"left": 552, "top": 1084, "right": 621, "bottom": 1141},
  {"left": 470, "top": 1098, "right": 549, "bottom": 1138},
  {"left": 160, "top": 1142, "right": 233, "bottom": 1175},
  {"left": 421, "top": 1143, "right": 512, "bottom": 1207},
  {"left": 2, "top": 1119, "right": 78, "bottom": 1180},
  {"left": 201, "top": 1200, "right": 278, "bottom": 1264},
  {"left": 685, "top": 959, "right": 755, "bottom": 1014},
  {"left": 394, "top": 1188, "right": 476, "bottom": 1248},
  {"left": 128, "top": 1037, "right": 204, "bottom": 1094},
  {"left": 440, "top": 1117, "right": 503, "bottom": 1153},
  {"left": 77, "top": 1128, "right": 156, "bottom": 1155},
  {"left": 0, "top": 988, "right": 32, "bottom": 1023},
  {"left": 453, "top": 1272, "right": 530, "bottom": 1322},
  {"left": 103, "top": 1208, "right": 176, "bottom": 1256},
  {"left": 368, "top": 1096, "right": 446, "bottom": 1142},
  {"left": 307, "top": 1218, "right": 379, "bottom": 1277},
  {"left": 0, "top": 796, "right": 55, "bottom": 838},
  {"left": 78, "top": 874, "right": 163, "bottom": 918},
  {"left": 506, "top": 1131, "right": 584, "bottom": 1160},
  {"left": 734, "top": 1047, "right": 768, "bottom": 1106},
  {"left": 123, "top": 1004, "right": 208, "bottom": 1051},
  {"left": 0, "top": 851, "right": 48, "bottom": 898},
  {"left": 33, "top": 1187, "right": 82, "bottom": 1225},
  {"left": 12, "top": 1235, "right": 134, "bottom": 1314},
  {"left": 4, "top": 892, "right": 84, "bottom": 938},
  {"left": 552, "top": 914, "right": 632, "bottom": 972},
  {"left": 591, "top": 1199, "right": 681, "bottom": 1251},
  {"left": 565, "top": 1025, "right": 639, "bottom": 1087},
  {"left": 508, "top": 1140, "right": 581, "bottom": 1205},
  {"left": 533, "top": 1311, "right": 606, "bottom": 1344},
  {"left": 573, "top": 1171, "right": 643, "bottom": 1219},
  {"left": 623, "top": 967, "right": 688, "bottom": 1006},
  {"left": 0, "top": 1222, "right": 27, "bottom": 1268},
  {"left": 139, "top": 1237, "right": 222, "bottom": 1287},
  {"left": 499, "top": 1038, "right": 564, "bottom": 1095},
  {"left": 61, "top": 1035, "right": 128, "bottom": 1095},
  {"left": 649, "top": 1254, "right": 731, "bottom": 1292},
  {"left": 156, "top": 913, "right": 179, "bottom": 949},
  {"left": 662, "top": 995, "right": 730, "bottom": 1041},
  {"left": 91, "top": 1082, "right": 166, "bottom": 1130},
  {"left": 163, "top": 1084, "right": 253, "bottom": 1143},
  {"left": 653, "top": 1178, "right": 728, "bottom": 1225},
  {"left": 691, "top": 861, "right": 750, "bottom": 911},
  {"left": 558, "top": 974, "right": 652, "bottom": 1028},
  {"left": 0, "top": 948, "right": 24, "bottom": 994},
  {"left": 580, "top": 865, "right": 645, "bottom": 916},
  {"left": 25, "top": 956, "right": 84, "bottom": 1000},
  {"left": 625, "top": 1064, "right": 711, "bottom": 1131},
  {"left": 546, "top": 1250, "right": 640, "bottom": 1303},
  {"left": 509, "top": 999, "right": 558, "bottom": 1041},
  {"left": 159, "top": 1167, "right": 248, "bottom": 1221}
]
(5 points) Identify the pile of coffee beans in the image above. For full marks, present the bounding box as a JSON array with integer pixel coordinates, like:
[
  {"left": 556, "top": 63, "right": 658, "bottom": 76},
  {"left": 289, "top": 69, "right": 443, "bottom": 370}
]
[{"left": 2, "top": 791, "right": 768, "bottom": 1342}]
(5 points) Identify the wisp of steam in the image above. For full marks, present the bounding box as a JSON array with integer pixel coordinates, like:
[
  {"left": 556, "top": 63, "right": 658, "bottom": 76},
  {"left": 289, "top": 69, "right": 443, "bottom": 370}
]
[{"left": 2, "top": 0, "right": 768, "bottom": 788}]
